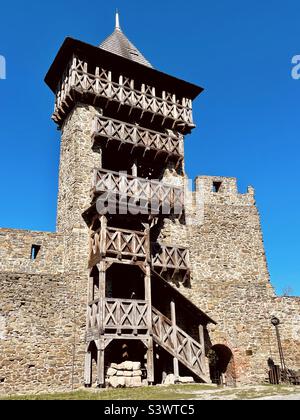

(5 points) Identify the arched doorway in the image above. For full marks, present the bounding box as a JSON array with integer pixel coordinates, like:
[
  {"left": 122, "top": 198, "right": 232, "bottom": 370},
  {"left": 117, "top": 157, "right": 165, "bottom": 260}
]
[{"left": 209, "top": 345, "right": 236, "bottom": 386}]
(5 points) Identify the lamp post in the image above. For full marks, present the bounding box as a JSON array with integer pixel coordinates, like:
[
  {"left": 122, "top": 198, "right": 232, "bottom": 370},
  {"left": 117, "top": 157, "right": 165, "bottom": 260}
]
[{"left": 271, "top": 316, "right": 288, "bottom": 383}]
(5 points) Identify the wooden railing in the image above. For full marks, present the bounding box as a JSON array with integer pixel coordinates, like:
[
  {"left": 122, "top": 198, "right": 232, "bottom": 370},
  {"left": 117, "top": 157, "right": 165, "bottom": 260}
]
[
  {"left": 152, "top": 245, "right": 190, "bottom": 272},
  {"left": 93, "top": 115, "right": 183, "bottom": 157},
  {"left": 92, "top": 168, "right": 184, "bottom": 209},
  {"left": 53, "top": 56, "right": 193, "bottom": 128},
  {"left": 152, "top": 307, "right": 207, "bottom": 382},
  {"left": 87, "top": 298, "right": 149, "bottom": 332},
  {"left": 89, "top": 225, "right": 149, "bottom": 267}
]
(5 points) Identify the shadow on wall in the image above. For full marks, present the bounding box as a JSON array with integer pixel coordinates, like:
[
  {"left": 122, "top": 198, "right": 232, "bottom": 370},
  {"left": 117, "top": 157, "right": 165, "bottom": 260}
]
[{"left": 208, "top": 344, "right": 236, "bottom": 387}]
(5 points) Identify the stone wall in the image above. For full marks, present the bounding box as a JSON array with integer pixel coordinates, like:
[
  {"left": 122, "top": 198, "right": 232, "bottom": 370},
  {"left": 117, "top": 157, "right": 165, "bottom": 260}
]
[
  {"left": 160, "top": 175, "right": 300, "bottom": 384},
  {"left": 0, "top": 229, "right": 64, "bottom": 274},
  {"left": 0, "top": 272, "right": 87, "bottom": 395}
]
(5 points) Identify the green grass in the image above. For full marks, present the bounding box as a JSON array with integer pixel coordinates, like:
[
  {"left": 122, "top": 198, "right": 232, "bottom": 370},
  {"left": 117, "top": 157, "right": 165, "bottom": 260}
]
[
  {"left": 0, "top": 384, "right": 216, "bottom": 401},
  {"left": 1, "top": 384, "right": 298, "bottom": 401}
]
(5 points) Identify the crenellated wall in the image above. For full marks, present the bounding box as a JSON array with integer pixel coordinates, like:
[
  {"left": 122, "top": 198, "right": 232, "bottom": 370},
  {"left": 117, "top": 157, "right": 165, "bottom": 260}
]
[{"left": 160, "top": 175, "right": 300, "bottom": 384}]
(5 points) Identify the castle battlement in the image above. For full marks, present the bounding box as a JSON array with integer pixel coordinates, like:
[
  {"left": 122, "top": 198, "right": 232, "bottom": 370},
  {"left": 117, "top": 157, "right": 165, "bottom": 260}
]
[{"left": 194, "top": 176, "right": 255, "bottom": 206}]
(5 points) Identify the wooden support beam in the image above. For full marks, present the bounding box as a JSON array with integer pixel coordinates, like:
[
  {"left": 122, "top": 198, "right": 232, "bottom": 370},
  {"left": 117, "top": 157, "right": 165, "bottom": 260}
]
[
  {"left": 97, "top": 261, "right": 106, "bottom": 335},
  {"left": 96, "top": 339, "right": 105, "bottom": 388},
  {"left": 171, "top": 301, "right": 179, "bottom": 381},
  {"left": 199, "top": 324, "right": 210, "bottom": 380},
  {"left": 132, "top": 160, "right": 138, "bottom": 177},
  {"left": 144, "top": 264, "right": 152, "bottom": 336},
  {"left": 147, "top": 338, "right": 154, "bottom": 384},
  {"left": 84, "top": 348, "right": 92, "bottom": 387}
]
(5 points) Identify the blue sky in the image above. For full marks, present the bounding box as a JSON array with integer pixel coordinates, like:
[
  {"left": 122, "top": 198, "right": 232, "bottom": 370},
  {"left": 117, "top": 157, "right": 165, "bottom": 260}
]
[{"left": 0, "top": 1, "right": 299, "bottom": 295}]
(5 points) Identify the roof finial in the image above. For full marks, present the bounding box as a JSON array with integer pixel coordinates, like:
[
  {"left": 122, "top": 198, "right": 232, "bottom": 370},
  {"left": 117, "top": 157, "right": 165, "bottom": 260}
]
[{"left": 115, "top": 9, "right": 121, "bottom": 31}]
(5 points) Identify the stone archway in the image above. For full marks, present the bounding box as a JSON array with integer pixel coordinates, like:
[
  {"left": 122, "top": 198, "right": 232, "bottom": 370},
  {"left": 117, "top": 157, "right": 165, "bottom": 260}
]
[{"left": 209, "top": 344, "right": 236, "bottom": 386}]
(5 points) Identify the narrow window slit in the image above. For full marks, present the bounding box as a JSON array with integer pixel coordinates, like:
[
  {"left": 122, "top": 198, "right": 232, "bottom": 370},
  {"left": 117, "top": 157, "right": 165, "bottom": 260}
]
[{"left": 30, "top": 245, "right": 41, "bottom": 261}]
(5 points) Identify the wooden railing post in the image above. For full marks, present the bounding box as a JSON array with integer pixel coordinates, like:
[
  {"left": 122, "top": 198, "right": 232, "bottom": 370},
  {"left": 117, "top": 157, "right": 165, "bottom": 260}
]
[
  {"left": 97, "top": 261, "right": 106, "bottom": 336},
  {"left": 99, "top": 216, "right": 107, "bottom": 257}
]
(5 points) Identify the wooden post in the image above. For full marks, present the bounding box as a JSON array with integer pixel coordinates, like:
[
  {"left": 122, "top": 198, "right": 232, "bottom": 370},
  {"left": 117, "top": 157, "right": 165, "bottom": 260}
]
[
  {"left": 99, "top": 147, "right": 103, "bottom": 169},
  {"left": 99, "top": 216, "right": 107, "bottom": 257},
  {"left": 144, "top": 264, "right": 154, "bottom": 383},
  {"left": 147, "top": 338, "right": 154, "bottom": 384},
  {"left": 132, "top": 160, "right": 138, "bottom": 177},
  {"left": 84, "top": 346, "right": 92, "bottom": 386},
  {"left": 145, "top": 265, "right": 152, "bottom": 334},
  {"left": 96, "top": 339, "right": 105, "bottom": 388},
  {"left": 88, "top": 271, "right": 94, "bottom": 303},
  {"left": 98, "top": 261, "right": 106, "bottom": 335},
  {"left": 199, "top": 324, "right": 210, "bottom": 380},
  {"left": 171, "top": 301, "right": 179, "bottom": 381}
]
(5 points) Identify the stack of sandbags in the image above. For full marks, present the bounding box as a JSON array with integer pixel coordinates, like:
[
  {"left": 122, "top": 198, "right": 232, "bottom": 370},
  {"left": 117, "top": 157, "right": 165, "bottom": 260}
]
[{"left": 106, "top": 361, "right": 145, "bottom": 388}]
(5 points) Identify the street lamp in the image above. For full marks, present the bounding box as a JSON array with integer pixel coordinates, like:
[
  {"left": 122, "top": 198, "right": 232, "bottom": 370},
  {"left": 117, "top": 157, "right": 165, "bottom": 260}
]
[{"left": 271, "top": 317, "right": 288, "bottom": 383}]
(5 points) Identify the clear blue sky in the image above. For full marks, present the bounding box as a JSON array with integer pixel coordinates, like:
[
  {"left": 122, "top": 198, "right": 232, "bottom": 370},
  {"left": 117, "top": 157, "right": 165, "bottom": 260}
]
[{"left": 0, "top": 1, "right": 299, "bottom": 295}]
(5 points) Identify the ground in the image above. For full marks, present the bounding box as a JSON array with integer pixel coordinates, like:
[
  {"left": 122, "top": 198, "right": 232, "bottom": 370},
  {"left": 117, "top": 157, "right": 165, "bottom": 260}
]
[{"left": 1, "top": 384, "right": 299, "bottom": 400}]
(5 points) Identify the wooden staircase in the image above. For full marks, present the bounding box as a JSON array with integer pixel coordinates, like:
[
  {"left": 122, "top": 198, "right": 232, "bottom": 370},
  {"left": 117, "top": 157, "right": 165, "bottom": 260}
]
[{"left": 151, "top": 306, "right": 210, "bottom": 383}]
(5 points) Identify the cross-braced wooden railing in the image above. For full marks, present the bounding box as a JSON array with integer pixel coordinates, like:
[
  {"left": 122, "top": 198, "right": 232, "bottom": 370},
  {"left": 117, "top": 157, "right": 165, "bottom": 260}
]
[
  {"left": 87, "top": 298, "right": 149, "bottom": 333},
  {"left": 152, "top": 307, "right": 208, "bottom": 382},
  {"left": 152, "top": 245, "right": 190, "bottom": 272},
  {"left": 92, "top": 115, "right": 183, "bottom": 157},
  {"left": 53, "top": 56, "right": 194, "bottom": 128},
  {"left": 92, "top": 168, "right": 184, "bottom": 211},
  {"left": 89, "top": 224, "right": 149, "bottom": 267}
]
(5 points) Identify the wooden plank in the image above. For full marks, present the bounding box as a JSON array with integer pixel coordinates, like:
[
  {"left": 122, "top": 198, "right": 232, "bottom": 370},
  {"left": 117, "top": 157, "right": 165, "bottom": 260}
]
[
  {"left": 84, "top": 348, "right": 92, "bottom": 386},
  {"left": 96, "top": 339, "right": 105, "bottom": 387},
  {"left": 147, "top": 338, "right": 154, "bottom": 384}
]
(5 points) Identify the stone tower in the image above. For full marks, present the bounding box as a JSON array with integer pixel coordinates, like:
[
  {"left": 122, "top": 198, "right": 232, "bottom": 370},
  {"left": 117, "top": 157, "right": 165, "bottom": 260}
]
[{"left": 45, "top": 12, "right": 214, "bottom": 387}]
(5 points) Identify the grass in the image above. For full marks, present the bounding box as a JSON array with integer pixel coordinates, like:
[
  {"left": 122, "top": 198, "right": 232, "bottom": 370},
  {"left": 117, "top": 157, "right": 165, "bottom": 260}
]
[
  {"left": 0, "top": 384, "right": 216, "bottom": 401},
  {"left": 1, "top": 384, "right": 299, "bottom": 401}
]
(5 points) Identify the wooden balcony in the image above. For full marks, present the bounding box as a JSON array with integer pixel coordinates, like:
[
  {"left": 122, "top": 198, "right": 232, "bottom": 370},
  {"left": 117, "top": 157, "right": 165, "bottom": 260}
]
[
  {"left": 152, "top": 244, "right": 190, "bottom": 273},
  {"left": 92, "top": 168, "right": 184, "bottom": 214},
  {"left": 53, "top": 56, "right": 194, "bottom": 132},
  {"left": 92, "top": 115, "right": 183, "bottom": 159},
  {"left": 88, "top": 222, "right": 189, "bottom": 274},
  {"left": 87, "top": 298, "right": 150, "bottom": 339},
  {"left": 89, "top": 224, "right": 149, "bottom": 268}
]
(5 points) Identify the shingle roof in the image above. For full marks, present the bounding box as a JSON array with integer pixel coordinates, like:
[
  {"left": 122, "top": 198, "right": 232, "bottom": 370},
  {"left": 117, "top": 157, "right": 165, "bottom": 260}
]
[{"left": 99, "top": 18, "right": 153, "bottom": 68}]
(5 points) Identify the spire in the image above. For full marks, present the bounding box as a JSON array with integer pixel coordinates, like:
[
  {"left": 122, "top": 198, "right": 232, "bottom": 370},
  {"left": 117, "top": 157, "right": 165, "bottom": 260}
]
[
  {"left": 99, "top": 11, "right": 153, "bottom": 68},
  {"left": 115, "top": 9, "right": 121, "bottom": 31}
]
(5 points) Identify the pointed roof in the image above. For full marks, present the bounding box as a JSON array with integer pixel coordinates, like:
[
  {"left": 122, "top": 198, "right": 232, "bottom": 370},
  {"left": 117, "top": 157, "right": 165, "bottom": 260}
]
[{"left": 99, "top": 11, "right": 153, "bottom": 68}]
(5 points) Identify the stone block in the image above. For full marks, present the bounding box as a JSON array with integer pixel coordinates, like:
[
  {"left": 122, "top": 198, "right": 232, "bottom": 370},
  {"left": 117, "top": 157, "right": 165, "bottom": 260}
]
[
  {"left": 124, "top": 371, "right": 133, "bottom": 377},
  {"left": 132, "top": 370, "right": 142, "bottom": 377},
  {"left": 132, "top": 362, "right": 141, "bottom": 370},
  {"left": 179, "top": 377, "right": 194, "bottom": 384},
  {"left": 121, "top": 361, "right": 134, "bottom": 371},
  {"left": 116, "top": 370, "right": 125, "bottom": 376},
  {"left": 107, "top": 368, "right": 117, "bottom": 377},
  {"left": 164, "top": 374, "right": 175, "bottom": 385}
]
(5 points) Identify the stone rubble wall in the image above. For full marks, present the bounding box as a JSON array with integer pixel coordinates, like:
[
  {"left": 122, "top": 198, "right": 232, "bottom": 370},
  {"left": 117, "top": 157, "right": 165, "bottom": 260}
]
[
  {"left": 0, "top": 229, "right": 64, "bottom": 274},
  {"left": 0, "top": 271, "right": 88, "bottom": 395},
  {"left": 160, "top": 175, "right": 300, "bottom": 384}
]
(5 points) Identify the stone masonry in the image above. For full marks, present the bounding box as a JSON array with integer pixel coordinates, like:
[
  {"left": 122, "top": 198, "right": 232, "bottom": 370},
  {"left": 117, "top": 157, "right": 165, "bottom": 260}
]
[{"left": 160, "top": 175, "right": 300, "bottom": 384}]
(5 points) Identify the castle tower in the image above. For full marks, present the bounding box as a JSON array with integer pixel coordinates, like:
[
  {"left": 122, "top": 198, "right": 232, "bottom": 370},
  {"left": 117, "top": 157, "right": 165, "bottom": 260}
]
[{"left": 45, "top": 12, "right": 214, "bottom": 387}]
